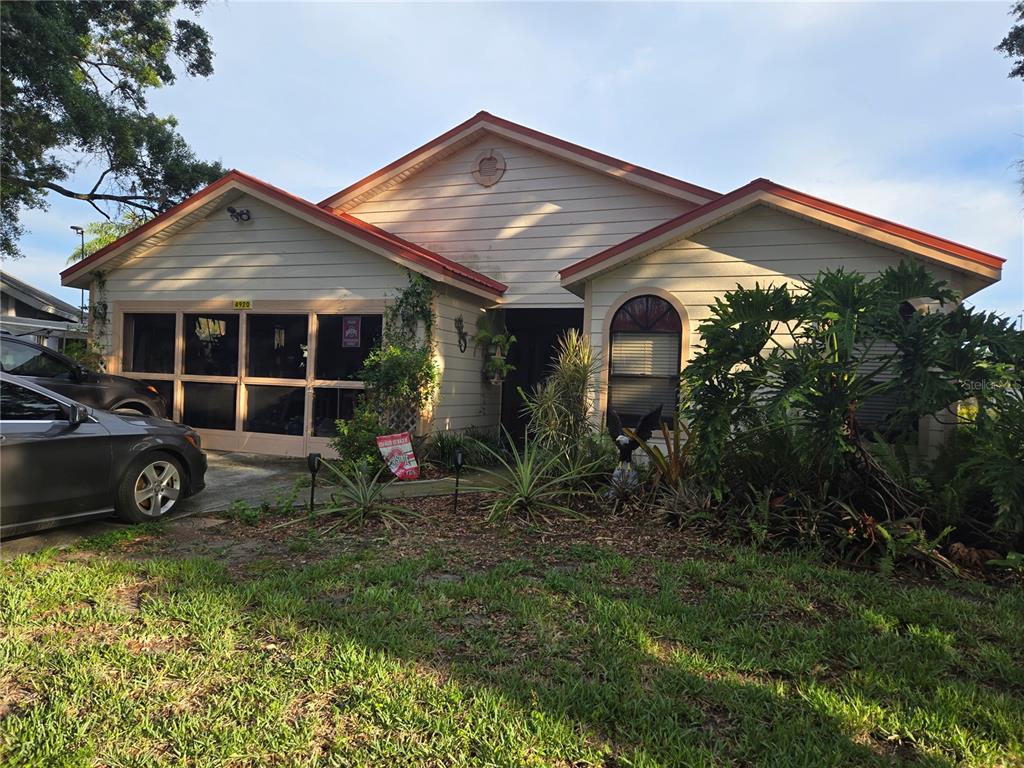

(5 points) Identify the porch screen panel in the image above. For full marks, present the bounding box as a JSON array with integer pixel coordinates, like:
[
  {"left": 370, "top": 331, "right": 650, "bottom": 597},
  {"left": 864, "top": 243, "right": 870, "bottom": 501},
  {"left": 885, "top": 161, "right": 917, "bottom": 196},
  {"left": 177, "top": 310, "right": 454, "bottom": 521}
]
[
  {"left": 246, "top": 314, "right": 309, "bottom": 379},
  {"left": 245, "top": 385, "right": 305, "bottom": 435},
  {"left": 606, "top": 295, "right": 681, "bottom": 426},
  {"left": 312, "top": 388, "right": 359, "bottom": 437},
  {"left": 182, "top": 382, "right": 236, "bottom": 431},
  {"left": 315, "top": 314, "right": 382, "bottom": 380},
  {"left": 184, "top": 313, "right": 239, "bottom": 376},
  {"left": 122, "top": 313, "right": 175, "bottom": 373}
]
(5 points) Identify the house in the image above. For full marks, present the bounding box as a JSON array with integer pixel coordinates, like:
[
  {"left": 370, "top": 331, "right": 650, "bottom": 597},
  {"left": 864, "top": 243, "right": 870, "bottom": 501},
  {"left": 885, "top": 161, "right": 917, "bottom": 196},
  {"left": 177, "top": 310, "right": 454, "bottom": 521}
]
[
  {"left": 60, "top": 112, "right": 1004, "bottom": 457},
  {"left": 1, "top": 270, "right": 84, "bottom": 350}
]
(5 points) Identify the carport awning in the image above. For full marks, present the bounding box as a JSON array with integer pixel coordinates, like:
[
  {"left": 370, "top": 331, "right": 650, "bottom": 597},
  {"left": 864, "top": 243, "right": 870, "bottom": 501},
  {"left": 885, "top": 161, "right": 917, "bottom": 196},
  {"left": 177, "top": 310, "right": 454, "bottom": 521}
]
[{"left": 0, "top": 316, "right": 87, "bottom": 338}]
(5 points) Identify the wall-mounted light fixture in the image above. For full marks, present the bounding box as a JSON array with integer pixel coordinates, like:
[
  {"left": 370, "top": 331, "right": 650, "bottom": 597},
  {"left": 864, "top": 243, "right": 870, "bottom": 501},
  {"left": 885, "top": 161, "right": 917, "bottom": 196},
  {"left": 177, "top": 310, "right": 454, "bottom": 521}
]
[{"left": 226, "top": 206, "right": 251, "bottom": 222}]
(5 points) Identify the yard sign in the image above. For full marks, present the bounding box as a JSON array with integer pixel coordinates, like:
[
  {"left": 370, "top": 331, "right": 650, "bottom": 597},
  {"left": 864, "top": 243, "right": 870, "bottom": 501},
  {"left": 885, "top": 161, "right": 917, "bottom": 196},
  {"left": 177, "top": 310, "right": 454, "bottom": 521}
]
[{"left": 376, "top": 432, "right": 420, "bottom": 480}]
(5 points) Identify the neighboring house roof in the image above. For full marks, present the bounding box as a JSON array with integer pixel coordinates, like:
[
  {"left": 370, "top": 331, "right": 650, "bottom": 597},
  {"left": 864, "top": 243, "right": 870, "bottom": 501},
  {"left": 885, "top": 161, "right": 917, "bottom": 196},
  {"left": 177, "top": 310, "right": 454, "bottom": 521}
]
[
  {"left": 559, "top": 178, "right": 1005, "bottom": 287},
  {"left": 60, "top": 170, "right": 508, "bottom": 298},
  {"left": 318, "top": 111, "right": 722, "bottom": 210},
  {"left": 1, "top": 270, "right": 81, "bottom": 322}
]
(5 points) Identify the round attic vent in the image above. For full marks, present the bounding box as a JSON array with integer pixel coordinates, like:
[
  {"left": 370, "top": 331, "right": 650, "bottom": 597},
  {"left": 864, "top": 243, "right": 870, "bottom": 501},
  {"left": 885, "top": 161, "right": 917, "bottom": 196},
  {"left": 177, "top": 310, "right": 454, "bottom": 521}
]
[{"left": 472, "top": 149, "right": 506, "bottom": 187}]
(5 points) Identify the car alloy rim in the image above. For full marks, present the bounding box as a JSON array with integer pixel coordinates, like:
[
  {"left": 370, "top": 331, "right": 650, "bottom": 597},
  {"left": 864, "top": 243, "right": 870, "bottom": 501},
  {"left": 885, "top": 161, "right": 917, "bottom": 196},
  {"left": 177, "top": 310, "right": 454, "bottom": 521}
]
[{"left": 134, "top": 460, "right": 181, "bottom": 516}]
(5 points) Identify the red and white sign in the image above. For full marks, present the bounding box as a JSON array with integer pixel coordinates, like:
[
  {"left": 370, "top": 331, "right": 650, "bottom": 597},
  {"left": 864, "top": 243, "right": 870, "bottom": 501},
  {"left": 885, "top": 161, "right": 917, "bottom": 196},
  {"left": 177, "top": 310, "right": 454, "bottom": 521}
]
[
  {"left": 342, "top": 316, "right": 361, "bottom": 348},
  {"left": 376, "top": 432, "right": 420, "bottom": 480}
]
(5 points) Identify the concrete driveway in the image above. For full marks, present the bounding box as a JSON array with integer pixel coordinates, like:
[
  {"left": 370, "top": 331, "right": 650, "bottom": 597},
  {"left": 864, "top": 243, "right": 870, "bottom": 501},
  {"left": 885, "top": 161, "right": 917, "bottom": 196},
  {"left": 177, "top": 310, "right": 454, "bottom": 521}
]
[{"left": 1, "top": 451, "right": 307, "bottom": 558}]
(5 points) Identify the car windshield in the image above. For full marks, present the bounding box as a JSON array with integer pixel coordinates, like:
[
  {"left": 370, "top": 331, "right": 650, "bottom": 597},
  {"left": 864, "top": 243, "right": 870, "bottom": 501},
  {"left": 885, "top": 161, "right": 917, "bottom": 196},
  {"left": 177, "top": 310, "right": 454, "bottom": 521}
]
[{"left": 0, "top": 340, "right": 75, "bottom": 379}]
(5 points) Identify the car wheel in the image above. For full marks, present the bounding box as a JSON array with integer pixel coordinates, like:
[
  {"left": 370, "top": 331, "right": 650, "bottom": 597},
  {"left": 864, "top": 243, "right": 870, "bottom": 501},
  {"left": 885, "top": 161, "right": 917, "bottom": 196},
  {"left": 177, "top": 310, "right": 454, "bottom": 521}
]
[
  {"left": 116, "top": 453, "right": 185, "bottom": 522},
  {"left": 113, "top": 405, "right": 148, "bottom": 416}
]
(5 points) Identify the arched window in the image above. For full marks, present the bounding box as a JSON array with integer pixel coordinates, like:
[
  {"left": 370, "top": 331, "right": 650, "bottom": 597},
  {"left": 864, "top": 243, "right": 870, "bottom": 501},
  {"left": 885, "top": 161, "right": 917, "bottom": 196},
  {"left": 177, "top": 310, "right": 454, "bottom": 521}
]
[{"left": 607, "top": 294, "right": 682, "bottom": 427}]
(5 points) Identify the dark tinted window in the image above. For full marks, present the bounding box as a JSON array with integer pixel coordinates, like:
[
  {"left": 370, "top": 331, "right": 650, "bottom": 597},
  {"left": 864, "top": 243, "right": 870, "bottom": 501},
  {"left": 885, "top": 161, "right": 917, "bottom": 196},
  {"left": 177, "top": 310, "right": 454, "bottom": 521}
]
[
  {"left": 312, "top": 388, "right": 359, "bottom": 437},
  {"left": 246, "top": 314, "right": 308, "bottom": 379},
  {"left": 244, "top": 386, "right": 305, "bottom": 435},
  {"left": 0, "top": 381, "right": 65, "bottom": 420},
  {"left": 0, "top": 340, "right": 75, "bottom": 379},
  {"left": 182, "top": 382, "right": 236, "bottom": 430},
  {"left": 123, "top": 314, "right": 175, "bottom": 373},
  {"left": 184, "top": 314, "right": 239, "bottom": 376},
  {"left": 315, "top": 315, "right": 382, "bottom": 380}
]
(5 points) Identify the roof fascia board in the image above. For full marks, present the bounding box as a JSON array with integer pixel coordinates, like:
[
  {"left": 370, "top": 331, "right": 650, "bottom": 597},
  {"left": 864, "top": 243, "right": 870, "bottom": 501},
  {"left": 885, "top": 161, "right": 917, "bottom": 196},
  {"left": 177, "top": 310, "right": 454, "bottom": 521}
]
[
  {"left": 561, "top": 187, "right": 1002, "bottom": 288},
  {"left": 763, "top": 195, "right": 1002, "bottom": 282},
  {"left": 1, "top": 279, "right": 80, "bottom": 321},
  {"left": 62, "top": 173, "right": 505, "bottom": 299},
  {"left": 61, "top": 181, "right": 238, "bottom": 289},
  {"left": 238, "top": 187, "right": 503, "bottom": 300},
  {"left": 560, "top": 191, "right": 762, "bottom": 286},
  {"left": 478, "top": 122, "right": 713, "bottom": 204},
  {"left": 320, "top": 112, "right": 720, "bottom": 210}
]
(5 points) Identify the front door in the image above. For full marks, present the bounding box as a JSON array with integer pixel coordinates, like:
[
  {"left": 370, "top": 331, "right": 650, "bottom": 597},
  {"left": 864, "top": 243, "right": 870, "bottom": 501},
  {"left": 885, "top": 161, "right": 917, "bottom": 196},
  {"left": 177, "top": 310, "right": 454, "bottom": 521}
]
[{"left": 500, "top": 308, "right": 584, "bottom": 439}]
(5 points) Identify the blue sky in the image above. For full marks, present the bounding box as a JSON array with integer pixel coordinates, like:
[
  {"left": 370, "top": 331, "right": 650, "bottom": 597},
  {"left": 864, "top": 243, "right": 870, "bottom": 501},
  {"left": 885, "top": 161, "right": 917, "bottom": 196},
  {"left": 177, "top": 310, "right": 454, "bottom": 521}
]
[{"left": 10, "top": 1, "right": 1023, "bottom": 319}]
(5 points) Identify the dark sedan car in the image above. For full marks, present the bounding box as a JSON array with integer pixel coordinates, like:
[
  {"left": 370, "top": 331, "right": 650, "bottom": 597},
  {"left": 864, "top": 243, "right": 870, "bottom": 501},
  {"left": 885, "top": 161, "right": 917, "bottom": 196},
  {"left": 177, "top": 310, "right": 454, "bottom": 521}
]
[
  {"left": 0, "top": 373, "right": 206, "bottom": 537},
  {"left": 0, "top": 334, "right": 167, "bottom": 417}
]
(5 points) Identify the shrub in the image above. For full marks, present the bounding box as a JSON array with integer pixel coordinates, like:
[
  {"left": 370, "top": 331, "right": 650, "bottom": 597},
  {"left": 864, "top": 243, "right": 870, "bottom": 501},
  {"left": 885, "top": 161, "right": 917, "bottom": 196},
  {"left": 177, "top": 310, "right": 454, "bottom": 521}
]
[
  {"left": 679, "top": 260, "right": 1023, "bottom": 567},
  {"left": 424, "top": 427, "right": 504, "bottom": 470},
  {"left": 330, "top": 406, "right": 384, "bottom": 468},
  {"left": 62, "top": 339, "right": 104, "bottom": 370}
]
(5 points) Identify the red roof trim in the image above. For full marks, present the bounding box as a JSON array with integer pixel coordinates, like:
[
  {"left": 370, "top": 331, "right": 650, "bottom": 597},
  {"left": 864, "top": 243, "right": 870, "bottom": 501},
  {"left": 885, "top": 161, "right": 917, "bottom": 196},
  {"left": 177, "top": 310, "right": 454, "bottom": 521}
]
[
  {"left": 62, "top": 170, "right": 507, "bottom": 296},
  {"left": 318, "top": 111, "right": 720, "bottom": 207},
  {"left": 559, "top": 180, "right": 765, "bottom": 280},
  {"left": 560, "top": 177, "right": 1004, "bottom": 281}
]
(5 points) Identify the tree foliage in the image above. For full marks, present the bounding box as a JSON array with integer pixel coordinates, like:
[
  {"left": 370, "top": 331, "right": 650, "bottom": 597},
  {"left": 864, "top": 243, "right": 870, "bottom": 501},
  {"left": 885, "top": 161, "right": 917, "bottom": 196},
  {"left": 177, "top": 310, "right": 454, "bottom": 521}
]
[
  {"left": 997, "top": 2, "right": 1024, "bottom": 78},
  {"left": 1, "top": 1, "right": 223, "bottom": 258},
  {"left": 66, "top": 212, "right": 148, "bottom": 263}
]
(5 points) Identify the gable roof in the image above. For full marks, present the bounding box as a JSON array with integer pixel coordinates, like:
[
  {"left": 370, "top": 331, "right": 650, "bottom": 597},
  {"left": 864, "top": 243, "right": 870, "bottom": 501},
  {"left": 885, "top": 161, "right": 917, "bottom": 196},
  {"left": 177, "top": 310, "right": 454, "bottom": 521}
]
[
  {"left": 559, "top": 178, "right": 1005, "bottom": 287},
  {"left": 1, "top": 270, "right": 82, "bottom": 321},
  {"left": 60, "top": 170, "right": 507, "bottom": 298},
  {"left": 318, "top": 111, "right": 721, "bottom": 210}
]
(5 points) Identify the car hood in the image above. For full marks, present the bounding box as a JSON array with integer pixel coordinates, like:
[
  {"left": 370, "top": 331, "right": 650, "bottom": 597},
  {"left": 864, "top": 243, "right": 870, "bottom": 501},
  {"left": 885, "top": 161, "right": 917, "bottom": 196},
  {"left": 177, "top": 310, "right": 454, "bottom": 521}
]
[{"left": 102, "top": 409, "right": 185, "bottom": 432}]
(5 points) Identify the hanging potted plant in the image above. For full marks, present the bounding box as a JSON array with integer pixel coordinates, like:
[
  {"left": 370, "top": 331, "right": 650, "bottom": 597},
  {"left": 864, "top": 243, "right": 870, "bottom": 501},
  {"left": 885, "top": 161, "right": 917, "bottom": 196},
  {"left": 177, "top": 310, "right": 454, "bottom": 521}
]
[
  {"left": 474, "top": 315, "right": 516, "bottom": 385},
  {"left": 484, "top": 355, "right": 515, "bottom": 386}
]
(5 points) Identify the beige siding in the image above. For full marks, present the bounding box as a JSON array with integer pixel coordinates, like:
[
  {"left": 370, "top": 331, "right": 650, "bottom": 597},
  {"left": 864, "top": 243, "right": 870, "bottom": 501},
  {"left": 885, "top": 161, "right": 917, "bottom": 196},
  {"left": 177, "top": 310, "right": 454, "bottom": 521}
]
[
  {"left": 346, "top": 135, "right": 695, "bottom": 308},
  {"left": 101, "top": 194, "right": 408, "bottom": 304},
  {"left": 586, "top": 204, "right": 966, "bottom": 415},
  {"left": 431, "top": 286, "right": 500, "bottom": 433}
]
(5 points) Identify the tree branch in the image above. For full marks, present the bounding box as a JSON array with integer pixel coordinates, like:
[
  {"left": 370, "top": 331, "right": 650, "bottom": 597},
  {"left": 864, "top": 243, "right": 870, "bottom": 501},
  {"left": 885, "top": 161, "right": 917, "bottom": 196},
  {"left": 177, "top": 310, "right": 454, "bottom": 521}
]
[{"left": 8, "top": 176, "right": 161, "bottom": 214}]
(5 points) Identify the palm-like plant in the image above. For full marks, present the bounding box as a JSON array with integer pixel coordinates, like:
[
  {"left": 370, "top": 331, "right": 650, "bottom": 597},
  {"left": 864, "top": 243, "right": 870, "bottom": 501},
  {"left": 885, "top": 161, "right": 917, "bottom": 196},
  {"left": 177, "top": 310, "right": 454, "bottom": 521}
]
[
  {"left": 520, "top": 329, "right": 601, "bottom": 453},
  {"left": 472, "top": 432, "right": 593, "bottom": 524},
  {"left": 318, "top": 461, "right": 414, "bottom": 530}
]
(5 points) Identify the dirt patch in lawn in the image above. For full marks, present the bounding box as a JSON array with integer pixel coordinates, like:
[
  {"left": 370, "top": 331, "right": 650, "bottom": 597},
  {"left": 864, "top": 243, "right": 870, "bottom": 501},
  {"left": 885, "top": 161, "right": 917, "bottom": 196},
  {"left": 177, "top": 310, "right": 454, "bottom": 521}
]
[{"left": 112, "top": 492, "right": 716, "bottom": 583}]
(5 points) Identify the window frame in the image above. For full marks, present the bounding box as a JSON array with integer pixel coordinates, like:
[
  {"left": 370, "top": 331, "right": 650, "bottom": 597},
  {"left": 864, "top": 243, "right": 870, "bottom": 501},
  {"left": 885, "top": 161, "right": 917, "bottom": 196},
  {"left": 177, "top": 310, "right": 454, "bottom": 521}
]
[{"left": 605, "top": 293, "right": 685, "bottom": 428}]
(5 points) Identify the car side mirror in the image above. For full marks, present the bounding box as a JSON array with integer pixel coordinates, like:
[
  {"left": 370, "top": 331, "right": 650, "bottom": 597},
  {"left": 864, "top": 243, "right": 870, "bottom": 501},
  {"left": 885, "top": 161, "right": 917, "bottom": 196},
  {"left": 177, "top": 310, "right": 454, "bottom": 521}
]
[
  {"left": 67, "top": 403, "right": 89, "bottom": 427},
  {"left": 73, "top": 364, "right": 89, "bottom": 381}
]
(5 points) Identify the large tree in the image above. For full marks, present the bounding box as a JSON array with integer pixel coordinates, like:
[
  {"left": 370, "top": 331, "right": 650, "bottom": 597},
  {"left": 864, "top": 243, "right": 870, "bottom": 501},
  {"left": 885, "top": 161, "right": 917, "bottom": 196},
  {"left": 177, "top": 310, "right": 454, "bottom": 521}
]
[{"left": 1, "top": 1, "right": 223, "bottom": 259}]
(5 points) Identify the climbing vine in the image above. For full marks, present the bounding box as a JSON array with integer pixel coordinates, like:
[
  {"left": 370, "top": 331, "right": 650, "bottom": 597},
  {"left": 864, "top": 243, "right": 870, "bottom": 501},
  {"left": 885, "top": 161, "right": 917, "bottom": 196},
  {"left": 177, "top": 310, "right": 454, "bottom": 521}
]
[
  {"left": 65, "top": 270, "right": 110, "bottom": 371},
  {"left": 331, "top": 272, "right": 440, "bottom": 464},
  {"left": 383, "top": 272, "right": 434, "bottom": 344}
]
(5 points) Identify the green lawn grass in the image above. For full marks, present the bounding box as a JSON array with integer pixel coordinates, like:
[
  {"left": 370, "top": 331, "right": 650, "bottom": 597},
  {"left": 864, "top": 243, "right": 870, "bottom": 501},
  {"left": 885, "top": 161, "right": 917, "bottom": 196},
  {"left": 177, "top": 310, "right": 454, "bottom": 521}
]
[{"left": 1, "top": 515, "right": 1021, "bottom": 767}]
